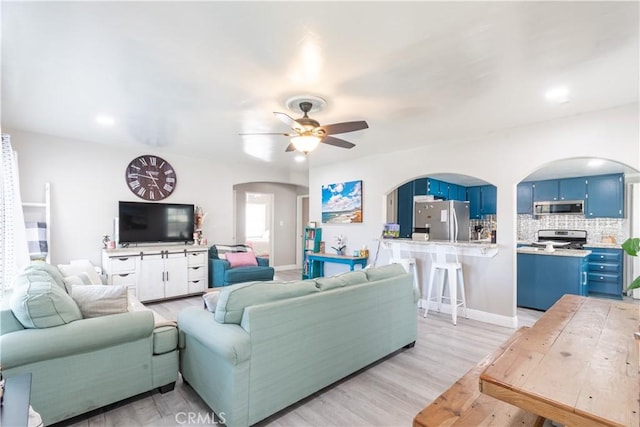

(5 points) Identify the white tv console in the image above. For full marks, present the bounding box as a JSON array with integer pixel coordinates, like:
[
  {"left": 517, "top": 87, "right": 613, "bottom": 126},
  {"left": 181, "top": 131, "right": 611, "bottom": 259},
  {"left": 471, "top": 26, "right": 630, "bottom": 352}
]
[{"left": 102, "top": 244, "right": 208, "bottom": 302}]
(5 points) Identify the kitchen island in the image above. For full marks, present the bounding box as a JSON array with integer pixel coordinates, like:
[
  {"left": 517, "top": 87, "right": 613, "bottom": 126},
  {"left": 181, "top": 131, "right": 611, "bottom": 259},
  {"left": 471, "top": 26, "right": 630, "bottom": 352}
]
[{"left": 517, "top": 247, "right": 591, "bottom": 311}]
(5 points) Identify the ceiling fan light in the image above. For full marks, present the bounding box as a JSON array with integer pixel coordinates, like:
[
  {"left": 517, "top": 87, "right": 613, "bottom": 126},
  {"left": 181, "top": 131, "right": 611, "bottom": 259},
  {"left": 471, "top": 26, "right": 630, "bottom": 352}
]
[{"left": 290, "top": 135, "right": 321, "bottom": 154}]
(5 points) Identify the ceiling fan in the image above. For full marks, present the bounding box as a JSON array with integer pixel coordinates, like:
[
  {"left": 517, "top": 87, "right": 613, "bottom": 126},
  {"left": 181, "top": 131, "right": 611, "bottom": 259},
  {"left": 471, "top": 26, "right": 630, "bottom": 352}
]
[{"left": 240, "top": 98, "right": 368, "bottom": 154}]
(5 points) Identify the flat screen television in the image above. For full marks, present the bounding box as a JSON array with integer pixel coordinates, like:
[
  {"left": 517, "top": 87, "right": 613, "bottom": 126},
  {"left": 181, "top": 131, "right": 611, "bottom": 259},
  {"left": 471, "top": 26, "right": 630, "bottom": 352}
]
[{"left": 118, "top": 201, "right": 195, "bottom": 244}]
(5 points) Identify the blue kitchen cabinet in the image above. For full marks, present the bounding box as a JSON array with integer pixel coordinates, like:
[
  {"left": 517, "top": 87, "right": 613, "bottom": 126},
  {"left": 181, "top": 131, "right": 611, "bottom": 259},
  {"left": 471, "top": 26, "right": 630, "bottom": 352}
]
[
  {"left": 414, "top": 177, "right": 428, "bottom": 196},
  {"left": 583, "top": 246, "right": 623, "bottom": 299},
  {"left": 481, "top": 185, "right": 497, "bottom": 215},
  {"left": 517, "top": 253, "right": 588, "bottom": 311},
  {"left": 558, "top": 177, "right": 587, "bottom": 201},
  {"left": 517, "top": 182, "right": 534, "bottom": 214},
  {"left": 448, "top": 184, "right": 466, "bottom": 201},
  {"left": 397, "top": 181, "right": 414, "bottom": 238},
  {"left": 468, "top": 186, "right": 482, "bottom": 219},
  {"left": 427, "top": 178, "right": 449, "bottom": 199},
  {"left": 468, "top": 185, "right": 497, "bottom": 218},
  {"left": 533, "top": 179, "right": 559, "bottom": 201},
  {"left": 586, "top": 174, "right": 624, "bottom": 218}
]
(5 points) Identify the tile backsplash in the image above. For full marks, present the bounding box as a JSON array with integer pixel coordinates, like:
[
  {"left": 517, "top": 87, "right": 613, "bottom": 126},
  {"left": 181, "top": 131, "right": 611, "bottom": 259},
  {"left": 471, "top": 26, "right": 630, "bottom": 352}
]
[{"left": 517, "top": 214, "right": 628, "bottom": 244}]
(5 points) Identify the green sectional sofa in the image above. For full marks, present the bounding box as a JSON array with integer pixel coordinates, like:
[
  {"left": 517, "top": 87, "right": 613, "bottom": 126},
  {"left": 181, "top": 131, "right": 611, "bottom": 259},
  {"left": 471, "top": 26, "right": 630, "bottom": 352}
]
[
  {"left": 178, "top": 263, "right": 418, "bottom": 427},
  {"left": 0, "top": 262, "right": 179, "bottom": 425}
]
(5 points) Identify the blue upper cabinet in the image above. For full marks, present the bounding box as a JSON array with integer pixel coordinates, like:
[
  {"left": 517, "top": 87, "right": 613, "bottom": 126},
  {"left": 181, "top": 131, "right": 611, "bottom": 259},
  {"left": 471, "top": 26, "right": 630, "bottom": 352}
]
[
  {"left": 532, "top": 177, "right": 586, "bottom": 202},
  {"left": 448, "top": 184, "right": 466, "bottom": 201},
  {"left": 414, "top": 178, "right": 428, "bottom": 196},
  {"left": 533, "top": 179, "right": 559, "bottom": 201},
  {"left": 468, "top": 185, "right": 496, "bottom": 218},
  {"left": 517, "top": 182, "right": 534, "bottom": 214},
  {"left": 427, "top": 178, "right": 449, "bottom": 199},
  {"left": 586, "top": 174, "right": 624, "bottom": 218},
  {"left": 559, "top": 177, "right": 587, "bottom": 201},
  {"left": 481, "top": 185, "right": 497, "bottom": 215}
]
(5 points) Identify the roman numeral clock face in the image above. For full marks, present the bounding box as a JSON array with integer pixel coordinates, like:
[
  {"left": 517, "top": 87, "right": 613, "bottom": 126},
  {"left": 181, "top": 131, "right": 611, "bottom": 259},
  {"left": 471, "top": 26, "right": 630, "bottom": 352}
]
[{"left": 125, "top": 155, "right": 176, "bottom": 201}]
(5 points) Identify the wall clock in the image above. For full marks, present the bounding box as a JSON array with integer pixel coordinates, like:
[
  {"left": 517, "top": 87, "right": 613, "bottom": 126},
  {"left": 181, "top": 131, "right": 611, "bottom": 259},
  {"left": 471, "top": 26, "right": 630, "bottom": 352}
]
[{"left": 125, "top": 155, "right": 176, "bottom": 201}]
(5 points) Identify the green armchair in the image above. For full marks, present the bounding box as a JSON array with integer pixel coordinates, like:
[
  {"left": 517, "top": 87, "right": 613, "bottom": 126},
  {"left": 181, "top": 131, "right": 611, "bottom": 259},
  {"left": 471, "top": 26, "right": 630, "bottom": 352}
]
[{"left": 208, "top": 244, "right": 274, "bottom": 287}]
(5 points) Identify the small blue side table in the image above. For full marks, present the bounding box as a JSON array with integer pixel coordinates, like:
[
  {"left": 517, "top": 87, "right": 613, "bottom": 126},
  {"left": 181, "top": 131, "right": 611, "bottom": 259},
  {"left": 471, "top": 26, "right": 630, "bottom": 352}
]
[{"left": 306, "top": 253, "right": 368, "bottom": 278}]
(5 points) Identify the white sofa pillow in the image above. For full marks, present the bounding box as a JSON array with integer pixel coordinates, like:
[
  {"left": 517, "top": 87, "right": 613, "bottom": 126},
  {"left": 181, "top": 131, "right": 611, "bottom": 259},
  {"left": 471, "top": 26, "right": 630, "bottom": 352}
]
[
  {"left": 58, "top": 260, "right": 103, "bottom": 285},
  {"left": 71, "top": 285, "right": 128, "bottom": 318}
]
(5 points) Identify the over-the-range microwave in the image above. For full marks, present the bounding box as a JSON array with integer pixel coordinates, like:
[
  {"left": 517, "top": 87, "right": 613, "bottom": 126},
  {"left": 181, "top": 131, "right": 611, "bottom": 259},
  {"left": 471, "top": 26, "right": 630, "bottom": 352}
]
[{"left": 533, "top": 200, "right": 585, "bottom": 216}]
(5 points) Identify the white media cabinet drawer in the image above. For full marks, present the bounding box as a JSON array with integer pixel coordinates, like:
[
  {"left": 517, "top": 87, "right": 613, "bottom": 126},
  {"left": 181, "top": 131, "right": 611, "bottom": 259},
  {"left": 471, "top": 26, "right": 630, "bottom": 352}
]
[
  {"left": 188, "top": 266, "right": 205, "bottom": 281},
  {"left": 188, "top": 279, "right": 206, "bottom": 294},
  {"left": 188, "top": 251, "right": 206, "bottom": 267},
  {"left": 109, "top": 256, "right": 136, "bottom": 273},
  {"left": 111, "top": 273, "right": 137, "bottom": 288}
]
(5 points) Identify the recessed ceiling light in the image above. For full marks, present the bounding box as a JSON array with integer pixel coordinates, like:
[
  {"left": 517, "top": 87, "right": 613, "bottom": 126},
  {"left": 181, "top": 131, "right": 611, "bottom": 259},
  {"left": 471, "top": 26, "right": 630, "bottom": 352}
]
[
  {"left": 588, "top": 159, "right": 604, "bottom": 168},
  {"left": 294, "top": 155, "right": 306, "bottom": 162},
  {"left": 544, "top": 86, "right": 570, "bottom": 104},
  {"left": 96, "top": 115, "right": 115, "bottom": 126}
]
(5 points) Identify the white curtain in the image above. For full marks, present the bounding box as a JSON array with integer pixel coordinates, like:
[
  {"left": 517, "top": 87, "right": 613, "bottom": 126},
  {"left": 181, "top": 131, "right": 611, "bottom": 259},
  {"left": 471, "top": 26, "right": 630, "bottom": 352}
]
[{"left": 1, "top": 134, "right": 29, "bottom": 293}]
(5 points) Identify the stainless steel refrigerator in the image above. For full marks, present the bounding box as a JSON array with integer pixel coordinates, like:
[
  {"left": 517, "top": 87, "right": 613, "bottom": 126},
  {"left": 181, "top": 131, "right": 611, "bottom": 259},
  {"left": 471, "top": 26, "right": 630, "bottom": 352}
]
[{"left": 413, "top": 200, "right": 470, "bottom": 241}]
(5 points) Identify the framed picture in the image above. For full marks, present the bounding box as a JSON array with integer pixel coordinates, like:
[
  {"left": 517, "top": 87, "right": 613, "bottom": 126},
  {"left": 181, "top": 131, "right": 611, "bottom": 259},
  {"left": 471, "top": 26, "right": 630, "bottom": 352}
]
[{"left": 321, "top": 180, "right": 363, "bottom": 223}]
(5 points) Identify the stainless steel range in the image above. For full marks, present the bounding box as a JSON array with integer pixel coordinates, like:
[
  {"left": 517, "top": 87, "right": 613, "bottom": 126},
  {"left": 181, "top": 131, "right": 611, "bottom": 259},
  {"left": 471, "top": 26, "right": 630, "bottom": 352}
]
[{"left": 532, "top": 229, "right": 587, "bottom": 250}]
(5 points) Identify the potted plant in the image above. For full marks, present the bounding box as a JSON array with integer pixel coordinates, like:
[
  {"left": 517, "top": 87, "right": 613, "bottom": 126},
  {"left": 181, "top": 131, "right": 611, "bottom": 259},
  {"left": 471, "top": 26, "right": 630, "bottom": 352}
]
[
  {"left": 621, "top": 237, "right": 640, "bottom": 294},
  {"left": 332, "top": 234, "right": 346, "bottom": 255}
]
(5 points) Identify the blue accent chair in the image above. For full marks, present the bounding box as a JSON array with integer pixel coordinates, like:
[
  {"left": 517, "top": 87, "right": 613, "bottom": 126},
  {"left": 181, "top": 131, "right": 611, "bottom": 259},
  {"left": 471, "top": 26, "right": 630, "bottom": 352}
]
[{"left": 208, "top": 244, "right": 274, "bottom": 287}]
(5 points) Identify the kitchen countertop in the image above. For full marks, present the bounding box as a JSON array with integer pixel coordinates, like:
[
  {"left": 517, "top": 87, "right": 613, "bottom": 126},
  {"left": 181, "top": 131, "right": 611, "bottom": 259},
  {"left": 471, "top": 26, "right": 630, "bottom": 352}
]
[
  {"left": 518, "top": 241, "right": 622, "bottom": 250},
  {"left": 517, "top": 246, "right": 591, "bottom": 257},
  {"left": 582, "top": 242, "right": 623, "bottom": 249},
  {"left": 381, "top": 238, "right": 499, "bottom": 257}
]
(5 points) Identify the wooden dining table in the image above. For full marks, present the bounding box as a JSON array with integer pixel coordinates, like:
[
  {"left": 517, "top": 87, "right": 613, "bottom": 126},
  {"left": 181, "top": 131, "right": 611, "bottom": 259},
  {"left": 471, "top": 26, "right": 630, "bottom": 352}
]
[{"left": 479, "top": 294, "right": 639, "bottom": 427}]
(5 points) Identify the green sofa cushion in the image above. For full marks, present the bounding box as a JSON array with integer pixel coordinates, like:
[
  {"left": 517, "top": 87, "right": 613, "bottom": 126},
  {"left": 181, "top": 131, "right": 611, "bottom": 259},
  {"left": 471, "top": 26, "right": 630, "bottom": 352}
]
[
  {"left": 215, "top": 280, "right": 319, "bottom": 324},
  {"left": 365, "top": 263, "right": 407, "bottom": 281},
  {"left": 315, "top": 270, "right": 368, "bottom": 291},
  {"left": 10, "top": 272, "right": 82, "bottom": 329}
]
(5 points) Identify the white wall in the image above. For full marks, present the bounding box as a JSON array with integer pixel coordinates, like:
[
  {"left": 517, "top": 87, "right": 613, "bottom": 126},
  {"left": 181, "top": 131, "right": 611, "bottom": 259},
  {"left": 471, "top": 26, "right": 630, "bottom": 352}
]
[
  {"left": 10, "top": 129, "right": 308, "bottom": 267},
  {"left": 310, "top": 103, "right": 640, "bottom": 319}
]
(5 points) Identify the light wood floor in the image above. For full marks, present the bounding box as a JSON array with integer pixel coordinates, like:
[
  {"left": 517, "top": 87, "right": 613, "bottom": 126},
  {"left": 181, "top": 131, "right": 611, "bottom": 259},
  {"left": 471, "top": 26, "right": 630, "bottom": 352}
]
[{"left": 63, "top": 269, "right": 543, "bottom": 427}]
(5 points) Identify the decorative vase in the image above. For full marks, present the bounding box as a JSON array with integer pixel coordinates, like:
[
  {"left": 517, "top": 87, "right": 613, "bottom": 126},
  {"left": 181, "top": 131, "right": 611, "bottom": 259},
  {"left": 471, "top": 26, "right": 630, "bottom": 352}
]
[{"left": 336, "top": 248, "right": 344, "bottom": 255}]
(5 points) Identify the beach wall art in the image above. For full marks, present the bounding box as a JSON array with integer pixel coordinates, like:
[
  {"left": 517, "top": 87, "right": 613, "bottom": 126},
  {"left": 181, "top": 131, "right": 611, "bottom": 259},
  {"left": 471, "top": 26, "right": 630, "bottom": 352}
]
[{"left": 321, "top": 180, "right": 363, "bottom": 224}]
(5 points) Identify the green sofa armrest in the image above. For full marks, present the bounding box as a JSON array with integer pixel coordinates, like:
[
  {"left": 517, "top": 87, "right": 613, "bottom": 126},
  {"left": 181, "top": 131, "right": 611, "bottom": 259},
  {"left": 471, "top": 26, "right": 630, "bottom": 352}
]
[
  {"left": 256, "top": 257, "right": 269, "bottom": 267},
  {"left": 0, "top": 310, "right": 154, "bottom": 369},
  {"left": 177, "top": 307, "right": 250, "bottom": 365}
]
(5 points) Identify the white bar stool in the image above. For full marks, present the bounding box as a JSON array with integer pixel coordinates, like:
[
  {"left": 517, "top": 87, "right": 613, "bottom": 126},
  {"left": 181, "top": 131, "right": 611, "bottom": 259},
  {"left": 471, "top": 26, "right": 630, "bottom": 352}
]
[
  {"left": 423, "top": 244, "right": 467, "bottom": 325},
  {"left": 389, "top": 257, "right": 419, "bottom": 290}
]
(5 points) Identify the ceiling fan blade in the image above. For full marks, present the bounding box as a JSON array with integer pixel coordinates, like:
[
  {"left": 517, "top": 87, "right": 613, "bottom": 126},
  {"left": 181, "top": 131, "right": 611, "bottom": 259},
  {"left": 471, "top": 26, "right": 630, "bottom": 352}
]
[
  {"left": 318, "top": 121, "right": 368, "bottom": 135},
  {"left": 273, "top": 112, "right": 297, "bottom": 128},
  {"left": 238, "top": 132, "right": 290, "bottom": 136},
  {"left": 321, "top": 136, "right": 356, "bottom": 149},
  {"left": 285, "top": 143, "right": 296, "bottom": 152}
]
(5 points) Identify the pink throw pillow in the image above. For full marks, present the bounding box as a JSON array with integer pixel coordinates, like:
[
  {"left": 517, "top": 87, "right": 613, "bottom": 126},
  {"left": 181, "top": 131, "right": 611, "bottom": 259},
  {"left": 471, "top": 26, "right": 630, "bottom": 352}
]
[{"left": 226, "top": 251, "right": 258, "bottom": 268}]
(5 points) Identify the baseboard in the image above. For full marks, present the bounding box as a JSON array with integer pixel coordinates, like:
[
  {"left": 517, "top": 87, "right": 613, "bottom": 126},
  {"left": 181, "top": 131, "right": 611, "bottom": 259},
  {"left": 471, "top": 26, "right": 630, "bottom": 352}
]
[
  {"left": 273, "top": 264, "right": 299, "bottom": 271},
  {"left": 419, "top": 299, "right": 518, "bottom": 328}
]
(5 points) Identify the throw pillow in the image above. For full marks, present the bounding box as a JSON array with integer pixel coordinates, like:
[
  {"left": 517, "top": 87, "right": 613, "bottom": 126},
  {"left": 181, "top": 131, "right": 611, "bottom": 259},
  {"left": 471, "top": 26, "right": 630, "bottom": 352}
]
[
  {"left": 61, "top": 273, "right": 93, "bottom": 294},
  {"left": 203, "top": 290, "right": 221, "bottom": 313},
  {"left": 58, "top": 260, "right": 102, "bottom": 285},
  {"left": 71, "top": 285, "right": 128, "bottom": 318},
  {"left": 10, "top": 273, "right": 82, "bottom": 328},
  {"left": 225, "top": 251, "right": 258, "bottom": 268},
  {"left": 208, "top": 245, "right": 219, "bottom": 259},
  {"left": 23, "top": 261, "right": 66, "bottom": 290}
]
